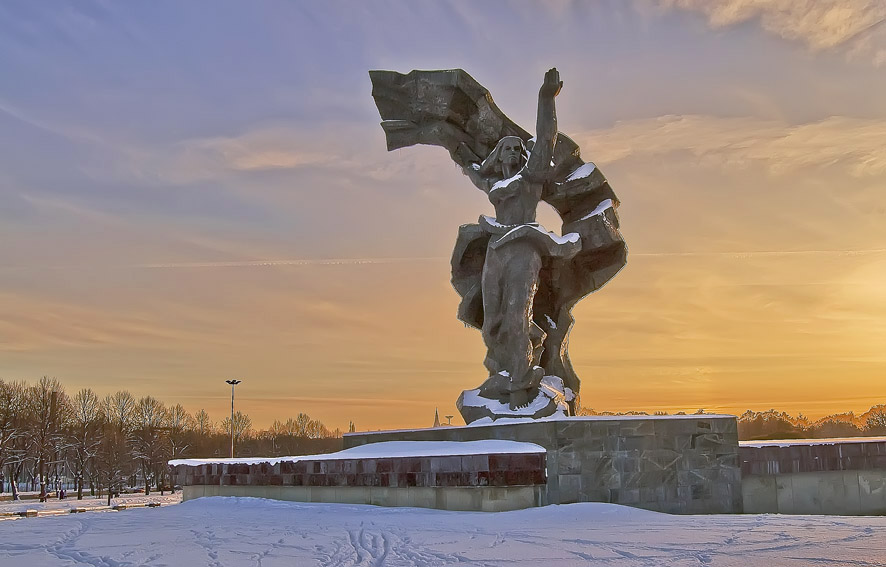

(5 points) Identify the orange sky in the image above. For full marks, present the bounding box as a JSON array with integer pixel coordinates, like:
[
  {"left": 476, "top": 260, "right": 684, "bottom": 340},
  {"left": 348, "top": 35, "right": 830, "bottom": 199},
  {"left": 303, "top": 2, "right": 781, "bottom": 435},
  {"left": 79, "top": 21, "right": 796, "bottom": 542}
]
[{"left": 1, "top": 1, "right": 885, "bottom": 431}]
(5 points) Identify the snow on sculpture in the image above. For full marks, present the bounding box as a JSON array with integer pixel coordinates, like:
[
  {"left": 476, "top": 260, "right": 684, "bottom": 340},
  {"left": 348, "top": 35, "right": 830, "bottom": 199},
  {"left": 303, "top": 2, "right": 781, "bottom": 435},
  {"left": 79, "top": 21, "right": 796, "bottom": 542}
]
[{"left": 369, "top": 68, "right": 627, "bottom": 424}]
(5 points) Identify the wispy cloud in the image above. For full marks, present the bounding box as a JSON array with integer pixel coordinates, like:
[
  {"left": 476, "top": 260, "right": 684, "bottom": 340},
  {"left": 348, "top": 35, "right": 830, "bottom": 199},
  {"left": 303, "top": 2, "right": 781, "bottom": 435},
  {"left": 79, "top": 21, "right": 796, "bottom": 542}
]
[
  {"left": 137, "top": 257, "right": 446, "bottom": 269},
  {"left": 651, "top": 0, "right": 886, "bottom": 65},
  {"left": 579, "top": 114, "right": 886, "bottom": 176}
]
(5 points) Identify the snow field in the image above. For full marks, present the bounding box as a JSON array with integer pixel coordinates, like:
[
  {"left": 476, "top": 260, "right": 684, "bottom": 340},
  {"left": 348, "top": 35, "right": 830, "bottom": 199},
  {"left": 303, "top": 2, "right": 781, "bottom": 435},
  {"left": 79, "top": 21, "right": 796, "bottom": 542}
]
[{"left": 0, "top": 496, "right": 884, "bottom": 566}]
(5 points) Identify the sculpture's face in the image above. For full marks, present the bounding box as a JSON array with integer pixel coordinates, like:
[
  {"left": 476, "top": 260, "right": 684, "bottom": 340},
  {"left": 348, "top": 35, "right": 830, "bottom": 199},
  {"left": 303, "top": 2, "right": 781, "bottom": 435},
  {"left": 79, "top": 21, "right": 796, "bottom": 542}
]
[{"left": 499, "top": 137, "right": 524, "bottom": 169}]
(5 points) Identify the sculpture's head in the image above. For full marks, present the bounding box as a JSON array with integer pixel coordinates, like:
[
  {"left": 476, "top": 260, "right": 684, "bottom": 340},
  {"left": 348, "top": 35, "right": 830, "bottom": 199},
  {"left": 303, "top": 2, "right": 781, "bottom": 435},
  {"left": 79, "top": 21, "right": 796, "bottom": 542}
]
[{"left": 479, "top": 136, "right": 528, "bottom": 176}]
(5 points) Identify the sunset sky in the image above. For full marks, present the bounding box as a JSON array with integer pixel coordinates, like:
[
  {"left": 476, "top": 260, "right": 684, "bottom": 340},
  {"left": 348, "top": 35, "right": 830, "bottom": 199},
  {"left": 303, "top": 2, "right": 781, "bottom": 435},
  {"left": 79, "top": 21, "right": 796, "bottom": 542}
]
[{"left": 1, "top": 1, "right": 885, "bottom": 431}]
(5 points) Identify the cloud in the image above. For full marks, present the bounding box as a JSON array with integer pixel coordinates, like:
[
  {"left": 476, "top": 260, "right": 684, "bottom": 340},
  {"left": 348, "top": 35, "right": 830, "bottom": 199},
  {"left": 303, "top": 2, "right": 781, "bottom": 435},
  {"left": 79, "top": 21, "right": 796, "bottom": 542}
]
[
  {"left": 577, "top": 114, "right": 886, "bottom": 177},
  {"left": 118, "top": 123, "right": 430, "bottom": 188},
  {"left": 652, "top": 0, "right": 886, "bottom": 65},
  {"left": 180, "top": 129, "right": 338, "bottom": 173}
]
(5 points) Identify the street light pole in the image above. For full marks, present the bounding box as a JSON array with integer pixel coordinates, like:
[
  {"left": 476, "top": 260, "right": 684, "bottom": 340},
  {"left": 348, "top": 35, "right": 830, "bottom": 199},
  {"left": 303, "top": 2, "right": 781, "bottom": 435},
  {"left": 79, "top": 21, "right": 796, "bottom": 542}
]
[{"left": 225, "top": 379, "right": 242, "bottom": 458}]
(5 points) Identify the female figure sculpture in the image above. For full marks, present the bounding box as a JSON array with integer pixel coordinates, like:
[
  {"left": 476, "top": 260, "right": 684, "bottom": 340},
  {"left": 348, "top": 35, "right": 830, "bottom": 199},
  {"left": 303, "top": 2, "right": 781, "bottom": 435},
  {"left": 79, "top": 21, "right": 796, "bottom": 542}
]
[
  {"left": 370, "top": 67, "right": 627, "bottom": 423},
  {"left": 458, "top": 69, "right": 579, "bottom": 409}
]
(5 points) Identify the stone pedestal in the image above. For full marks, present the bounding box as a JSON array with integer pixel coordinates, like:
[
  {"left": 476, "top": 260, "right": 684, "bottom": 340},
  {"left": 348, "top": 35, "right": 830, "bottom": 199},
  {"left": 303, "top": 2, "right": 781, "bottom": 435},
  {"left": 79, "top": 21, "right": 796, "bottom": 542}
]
[{"left": 344, "top": 415, "right": 742, "bottom": 514}]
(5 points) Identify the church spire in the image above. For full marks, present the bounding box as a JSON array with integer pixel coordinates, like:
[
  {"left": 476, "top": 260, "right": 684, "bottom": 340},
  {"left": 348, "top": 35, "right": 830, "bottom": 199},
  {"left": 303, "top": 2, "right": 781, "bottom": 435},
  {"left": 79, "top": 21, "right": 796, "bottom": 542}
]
[{"left": 433, "top": 407, "right": 440, "bottom": 428}]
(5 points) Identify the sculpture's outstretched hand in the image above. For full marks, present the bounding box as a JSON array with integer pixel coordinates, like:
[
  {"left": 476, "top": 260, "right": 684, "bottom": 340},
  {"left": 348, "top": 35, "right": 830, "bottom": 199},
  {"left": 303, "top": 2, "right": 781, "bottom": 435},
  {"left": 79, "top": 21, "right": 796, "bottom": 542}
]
[{"left": 539, "top": 67, "right": 562, "bottom": 99}]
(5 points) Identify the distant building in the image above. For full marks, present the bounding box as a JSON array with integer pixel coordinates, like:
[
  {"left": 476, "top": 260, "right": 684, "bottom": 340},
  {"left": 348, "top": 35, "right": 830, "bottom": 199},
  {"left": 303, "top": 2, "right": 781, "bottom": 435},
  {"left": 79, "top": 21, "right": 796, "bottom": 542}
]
[{"left": 432, "top": 408, "right": 454, "bottom": 428}]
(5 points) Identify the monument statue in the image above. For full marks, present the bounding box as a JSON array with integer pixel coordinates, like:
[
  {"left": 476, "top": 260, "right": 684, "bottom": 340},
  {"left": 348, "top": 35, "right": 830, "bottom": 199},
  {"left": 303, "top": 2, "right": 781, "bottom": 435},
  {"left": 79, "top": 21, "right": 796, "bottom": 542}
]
[{"left": 370, "top": 68, "right": 627, "bottom": 424}]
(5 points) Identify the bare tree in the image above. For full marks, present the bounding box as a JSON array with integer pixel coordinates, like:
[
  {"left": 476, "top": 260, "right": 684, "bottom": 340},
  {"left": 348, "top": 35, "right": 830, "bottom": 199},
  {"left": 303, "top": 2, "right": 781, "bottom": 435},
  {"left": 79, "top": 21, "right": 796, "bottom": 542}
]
[
  {"left": 132, "top": 396, "right": 168, "bottom": 495},
  {"left": 95, "top": 415, "right": 129, "bottom": 506},
  {"left": 70, "top": 388, "right": 101, "bottom": 499},
  {"left": 165, "top": 404, "right": 194, "bottom": 492},
  {"left": 193, "top": 409, "right": 214, "bottom": 456},
  {"left": 27, "top": 377, "right": 71, "bottom": 501},
  {"left": 220, "top": 411, "right": 252, "bottom": 453},
  {"left": 95, "top": 392, "right": 134, "bottom": 506},
  {"left": 0, "top": 380, "right": 28, "bottom": 499},
  {"left": 107, "top": 390, "right": 136, "bottom": 433},
  {"left": 293, "top": 413, "right": 311, "bottom": 437}
]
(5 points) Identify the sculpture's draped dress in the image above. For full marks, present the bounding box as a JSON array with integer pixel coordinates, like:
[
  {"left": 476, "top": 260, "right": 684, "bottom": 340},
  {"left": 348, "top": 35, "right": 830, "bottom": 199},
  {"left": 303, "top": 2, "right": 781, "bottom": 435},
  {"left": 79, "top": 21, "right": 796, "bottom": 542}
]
[{"left": 480, "top": 170, "right": 578, "bottom": 401}]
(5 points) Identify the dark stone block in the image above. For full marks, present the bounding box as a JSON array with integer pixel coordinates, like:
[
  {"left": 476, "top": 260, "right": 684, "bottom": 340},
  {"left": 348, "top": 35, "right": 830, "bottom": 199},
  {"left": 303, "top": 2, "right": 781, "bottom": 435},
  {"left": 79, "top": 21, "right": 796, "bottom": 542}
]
[
  {"left": 488, "top": 454, "right": 509, "bottom": 471},
  {"left": 613, "top": 488, "right": 640, "bottom": 504},
  {"left": 269, "top": 475, "right": 283, "bottom": 486},
  {"left": 690, "top": 483, "right": 711, "bottom": 500},
  {"left": 490, "top": 470, "right": 507, "bottom": 486},
  {"left": 557, "top": 450, "right": 582, "bottom": 475},
  {"left": 461, "top": 455, "right": 489, "bottom": 472},
  {"left": 361, "top": 473, "right": 380, "bottom": 487},
  {"left": 377, "top": 459, "right": 394, "bottom": 473},
  {"left": 582, "top": 488, "right": 611, "bottom": 503},
  {"left": 506, "top": 470, "right": 534, "bottom": 485},
  {"left": 431, "top": 456, "right": 463, "bottom": 473}
]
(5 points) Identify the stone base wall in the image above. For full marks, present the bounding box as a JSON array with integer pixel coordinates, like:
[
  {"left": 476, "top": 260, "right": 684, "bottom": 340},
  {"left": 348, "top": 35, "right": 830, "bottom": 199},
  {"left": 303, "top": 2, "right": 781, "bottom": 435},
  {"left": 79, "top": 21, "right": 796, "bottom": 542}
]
[
  {"left": 170, "top": 452, "right": 544, "bottom": 490},
  {"left": 740, "top": 439, "right": 886, "bottom": 515},
  {"left": 170, "top": 449, "right": 547, "bottom": 512},
  {"left": 182, "top": 484, "right": 544, "bottom": 512},
  {"left": 344, "top": 416, "right": 742, "bottom": 514},
  {"left": 742, "top": 470, "right": 886, "bottom": 515}
]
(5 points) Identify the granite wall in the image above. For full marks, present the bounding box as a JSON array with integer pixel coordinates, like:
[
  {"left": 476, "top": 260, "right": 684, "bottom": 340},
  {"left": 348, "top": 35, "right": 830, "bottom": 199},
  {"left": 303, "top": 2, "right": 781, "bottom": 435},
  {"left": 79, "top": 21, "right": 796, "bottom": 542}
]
[{"left": 344, "top": 416, "right": 742, "bottom": 514}]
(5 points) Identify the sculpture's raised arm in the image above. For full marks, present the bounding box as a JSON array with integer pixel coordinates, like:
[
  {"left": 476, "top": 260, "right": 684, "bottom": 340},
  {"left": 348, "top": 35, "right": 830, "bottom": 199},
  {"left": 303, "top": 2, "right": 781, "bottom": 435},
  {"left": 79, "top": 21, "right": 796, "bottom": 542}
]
[{"left": 526, "top": 68, "right": 561, "bottom": 181}]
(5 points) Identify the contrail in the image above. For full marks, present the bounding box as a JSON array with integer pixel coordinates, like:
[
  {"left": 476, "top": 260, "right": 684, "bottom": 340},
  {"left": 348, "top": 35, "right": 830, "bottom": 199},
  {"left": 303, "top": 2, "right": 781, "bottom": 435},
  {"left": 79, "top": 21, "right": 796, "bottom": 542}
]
[{"left": 135, "top": 257, "right": 448, "bottom": 269}]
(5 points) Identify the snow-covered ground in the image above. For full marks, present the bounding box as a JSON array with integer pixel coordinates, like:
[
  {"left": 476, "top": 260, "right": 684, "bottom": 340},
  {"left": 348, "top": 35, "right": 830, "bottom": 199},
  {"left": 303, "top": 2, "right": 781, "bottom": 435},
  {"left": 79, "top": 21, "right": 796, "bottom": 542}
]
[
  {"left": 0, "top": 491, "right": 181, "bottom": 516},
  {"left": 1, "top": 497, "right": 884, "bottom": 566}
]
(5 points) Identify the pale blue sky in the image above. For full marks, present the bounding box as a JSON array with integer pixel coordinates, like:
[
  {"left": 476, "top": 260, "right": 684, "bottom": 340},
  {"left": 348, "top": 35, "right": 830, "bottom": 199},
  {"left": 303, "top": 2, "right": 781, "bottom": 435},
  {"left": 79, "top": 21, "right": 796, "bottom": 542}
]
[{"left": 1, "top": 1, "right": 885, "bottom": 429}]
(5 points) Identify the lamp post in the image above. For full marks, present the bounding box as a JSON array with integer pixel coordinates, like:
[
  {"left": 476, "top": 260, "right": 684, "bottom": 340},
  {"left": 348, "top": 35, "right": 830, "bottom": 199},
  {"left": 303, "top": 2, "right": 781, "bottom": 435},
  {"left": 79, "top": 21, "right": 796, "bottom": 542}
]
[{"left": 225, "top": 379, "right": 242, "bottom": 458}]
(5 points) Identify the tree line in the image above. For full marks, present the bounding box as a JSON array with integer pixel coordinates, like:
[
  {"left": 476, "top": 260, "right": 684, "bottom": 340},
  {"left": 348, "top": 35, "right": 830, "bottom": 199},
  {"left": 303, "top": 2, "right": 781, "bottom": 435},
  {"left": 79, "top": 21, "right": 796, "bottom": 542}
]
[
  {"left": 735, "top": 405, "right": 886, "bottom": 440},
  {"left": 578, "top": 404, "right": 886, "bottom": 441},
  {"left": 0, "top": 377, "right": 346, "bottom": 503}
]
